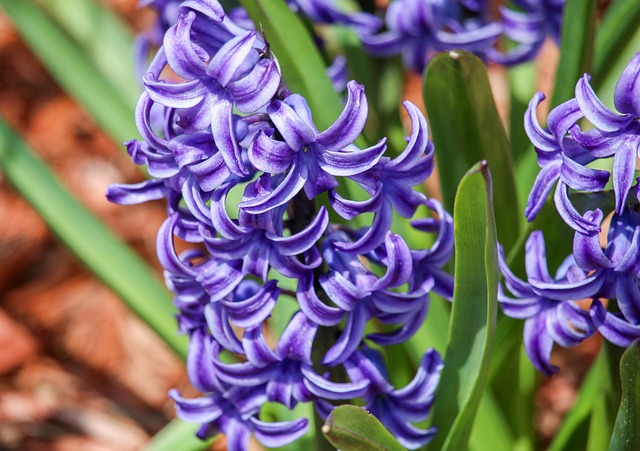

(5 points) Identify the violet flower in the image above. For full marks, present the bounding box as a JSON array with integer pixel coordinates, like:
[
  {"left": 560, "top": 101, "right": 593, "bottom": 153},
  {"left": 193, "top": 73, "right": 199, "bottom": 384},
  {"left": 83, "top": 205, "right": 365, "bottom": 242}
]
[
  {"left": 498, "top": 231, "right": 598, "bottom": 375},
  {"left": 571, "top": 53, "right": 640, "bottom": 216},
  {"left": 574, "top": 209, "right": 640, "bottom": 346},
  {"left": 242, "top": 81, "right": 387, "bottom": 213},
  {"left": 361, "top": 0, "right": 501, "bottom": 73},
  {"left": 489, "top": 0, "right": 565, "bottom": 65},
  {"left": 523, "top": 92, "right": 608, "bottom": 234}
]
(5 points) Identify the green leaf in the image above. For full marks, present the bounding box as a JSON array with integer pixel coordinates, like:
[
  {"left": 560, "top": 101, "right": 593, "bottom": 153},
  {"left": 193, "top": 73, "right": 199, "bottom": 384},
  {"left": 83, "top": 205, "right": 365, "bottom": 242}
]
[
  {"left": 423, "top": 50, "right": 519, "bottom": 250},
  {"left": 428, "top": 161, "right": 499, "bottom": 451},
  {"left": 321, "top": 405, "right": 405, "bottom": 451},
  {"left": 610, "top": 341, "right": 640, "bottom": 450},
  {"left": 593, "top": 0, "right": 640, "bottom": 86},
  {"left": 143, "top": 419, "right": 211, "bottom": 451},
  {"left": 37, "top": 0, "right": 139, "bottom": 109},
  {"left": 0, "top": 116, "right": 186, "bottom": 359},
  {"left": 239, "top": 0, "right": 343, "bottom": 131},
  {"left": 550, "top": 0, "right": 597, "bottom": 107},
  {"left": 0, "top": 0, "right": 137, "bottom": 144}
]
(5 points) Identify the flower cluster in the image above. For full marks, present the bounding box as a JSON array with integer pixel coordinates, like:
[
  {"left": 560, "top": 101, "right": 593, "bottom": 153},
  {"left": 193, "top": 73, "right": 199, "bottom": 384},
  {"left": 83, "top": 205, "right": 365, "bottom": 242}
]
[
  {"left": 499, "top": 53, "right": 640, "bottom": 375},
  {"left": 109, "top": 0, "right": 452, "bottom": 448},
  {"left": 359, "top": 0, "right": 566, "bottom": 73},
  {"left": 137, "top": 0, "right": 567, "bottom": 81}
]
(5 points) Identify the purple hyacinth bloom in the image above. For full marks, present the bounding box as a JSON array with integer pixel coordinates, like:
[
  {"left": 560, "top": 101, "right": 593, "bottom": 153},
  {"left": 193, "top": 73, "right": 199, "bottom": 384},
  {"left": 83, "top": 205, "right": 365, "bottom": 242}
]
[
  {"left": 212, "top": 312, "right": 369, "bottom": 408},
  {"left": 361, "top": 0, "right": 501, "bottom": 73},
  {"left": 498, "top": 231, "right": 598, "bottom": 375},
  {"left": 317, "top": 231, "right": 430, "bottom": 365},
  {"left": 202, "top": 179, "right": 327, "bottom": 280},
  {"left": 288, "top": 0, "right": 382, "bottom": 33},
  {"left": 317, "top": 347, "right": 442, "bottom": 449},
  {"left": 330, "top": 100, "right": 434, "bottom": 254},
  {"left": 143, "top": 7, "right": 280, "bottom": 175},
  {"left": 489, "top": 0, "right": 565, "bottom": 65},
  {"left": 523, "top": 92, "right": 609, "bottom": 234},
  {"left": 170, "top": 387, "right": 308, "bottom": 449},
  {"left": 242, "top": 80, "right": 387, "bottom": 213},
  {"left": 571, "top": 53, "right": 640, "bottom": 216},
  {"left": 574, "top": 209, "right": 640, "bottom": 346}
]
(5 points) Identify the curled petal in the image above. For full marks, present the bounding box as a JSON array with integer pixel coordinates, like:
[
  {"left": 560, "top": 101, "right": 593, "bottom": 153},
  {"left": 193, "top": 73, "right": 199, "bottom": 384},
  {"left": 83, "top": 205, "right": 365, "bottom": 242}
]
[
  {"left": 221, "top": 281, "right": 279, "bottom": 328},
  {"left": 187, "top": 329, "right": 224, "bottom": 393},
  {"left": 316, "top": 81, "right": 368, "bottom": 150},
  {"left": 301, "top": 366, "right": 369, "bottom": 399},
  {"left": 612, "top": 139, "right": 638, "bottom": 214},
  {"left": 228, "top": 58, "right": 281, "bottom": 113},
  {"left": 169, "top": 390, "right": 223, "bottom": 423},
  {"left": 576, "top": 74, "right": 633, "bottom": 132},
  {"left": 524, "top": 92, "right": 558, "bottom": 152},
  {"left": 164, "top": 12, "right": 207, "bottom": 79},
  {"left": 560, "top": 154, "right": 609, "bottom": 192},
  {"left": 318, "top": 138, "right": 387, "bottom": 177},
  {"left": 614, "top": 53, "right": 640, "bottom": 116},
  {"left": 276, "top": 312, "right": 317, "bottom": 364},
  {"left": 523, "top": 314, "right": 558, "bottom": 376},
  {"left": 366, "top": 233, "right": 413, "bottom": 291},
  {"left": 144, "top": 74, "right": 207, "bottom": 109},
  {"left": 267, "top": 207, "right": 329, "bottom": 255},
  {"left": 251, "top": 417, "right": 309, "bottom": 448},
  {"left": 297, "top": 272, "right": 344, "bottom": 327},
  {"left": 525, "top": 231, "right": 551, "bottom": 283},
  {"left": 323, "top": 308, "right": 369, "bottom": 365},
  {"left": 207, "top": 31, "right": 257, "bottom": 86},
  {"left": 590, "top": 300, "right": 640, "bottom": 347},
  {"left": 106, "top": 179, "right": 169, "bottom": 205},
  {"left": 248, "top": 130, "right": 295, "bottom": 174},
  {"left": 573, "top": 210, "right": 613, "bottom": 270},
  {"left": 268, "top": 98, "right": 317, "bottom": 150},
  {"left": 554, "top": 183, "right": 601, "bottom": 234}
]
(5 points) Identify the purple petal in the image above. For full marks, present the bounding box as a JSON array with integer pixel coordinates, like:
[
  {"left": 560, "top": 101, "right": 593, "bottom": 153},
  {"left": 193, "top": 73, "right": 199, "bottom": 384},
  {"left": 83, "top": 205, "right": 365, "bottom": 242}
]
[
  {"left": 366, "top": 233, "right": 413, "bottom": 291},
  {"left": 207, "top": 30, "right": 257, "bottom": 86},
  {"left": 614, "top": 53, "right": 640, "bottom": 116},
  {"left": 210, "top": 182, "right": 251, "bottom": 240},
  {"left": 211, "top": 93, "right": 248, "bottom": 176},
  {"left": 268, "top": 98, "right": 317, "bottom": 150},
  {"left": 276, "top": 312, "right": 317, "bottom": 364},
  {"left": 228, "top": 58, "right": 281, "bottom": 113},
  {"left": 164, "top": 12, "right": 207, "bottom": 79},
  {"left": 268, "top": 207, "right": 329, "bottom": 255},
  {"left": 318, "top": 138, "right": 387, "bottom": 177},
  {"left": 296, "top": 272, "right": 344, "bottom": 327},
  {"left": 301, "top": 366, "right": 369, "bottom": 399},
  {"left": 590, "top": 299, "right": 640, "bottom": 347},
  {"left": 243, "top": 325, "right": 280, "bottom": 367},
  {"left": 169, "top": 390, "right": 223, "bottom": 423},
  {"left": 316, "top": 81, "right": 368, "bottom": 150},
  {"left": 106, "top": 179, "right": 169, "bottom": 205},
  {"left": 323, "top": 308, "right": 369, "bottom": 365},
  {"left": 525, "top": 231, "right": 551, "bottom": 282},
  {"left": 187, "top": 329, "right": 224, "bottom": 393},
  {"left": 523, "top": 314, "right": 558, "bottom": 376},
  {"left": 221, "top": 281, "right": 278, "bottom": 328},
  {"left": 144, "top": 74, "right": 207, "bottom": 109},
  {"left": 576, "top": 74, "right": 633, "bottom": 132},
  {"left": 560, "top": 154, "right": 609, "bottom": 192},
  {"left": 248, "top": 130, "right": 295, "bottom": 174},
  {"left": 238, "top": 154, "right": 308, "bottom": 214},
  {"left": 525, "top": 161, "right": 561, "bottom": 221},
  {"left": 251, "top": 417, "right": 309, "bottom": 448},
  {"left": 612, "top": 139, "right": 638, "bottom": 214}
]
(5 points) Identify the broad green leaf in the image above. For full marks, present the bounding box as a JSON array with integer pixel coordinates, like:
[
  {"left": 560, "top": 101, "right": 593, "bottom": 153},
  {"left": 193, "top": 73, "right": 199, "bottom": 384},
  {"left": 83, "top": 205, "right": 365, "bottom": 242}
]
[
  {"left": 0, "top": 116, "right": 186, "bottom": 359},
  {"left": 610, "top": 341, "right": 640, "bottom": 450},
  {"left": 37, "top": 0, "right": 139, "bottom": 108},
  {"left": 428, "top": 161, "right": 499, "bottom": 451},
  {"left": 239, "top": 0, "right": 343, "bottom": 131},
  {"left": 322, "top": 405, "right": 405, "bottom": 451},
  {"left": 143, "top": 419, "right": 211, "bottom": 451},
  {"left": 423, "top": 50, "right": 519, "bottom": 250},
  {"left": 469, "top": 390, "right": 514, "bottom": 451},
  {"left": 593, "top": 0, "right": 640, "bottom": 87},
  {"left": 0, "top": 0, "right": 137, "bottom": 144},
  {"left": 550, "top": 0, "right": 597, "bottom": 107}
]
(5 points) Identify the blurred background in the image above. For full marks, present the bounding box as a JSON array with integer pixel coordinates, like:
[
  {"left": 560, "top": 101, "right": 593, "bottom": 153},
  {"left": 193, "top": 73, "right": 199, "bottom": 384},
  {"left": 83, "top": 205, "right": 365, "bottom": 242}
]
[{"left": 0, "top": 1, "right": 601, "bottom": 450}]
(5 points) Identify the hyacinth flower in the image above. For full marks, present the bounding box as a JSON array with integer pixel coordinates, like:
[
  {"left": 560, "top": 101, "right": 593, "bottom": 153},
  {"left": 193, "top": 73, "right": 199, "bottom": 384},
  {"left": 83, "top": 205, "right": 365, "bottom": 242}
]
[
  {"left": 315, "top": 347, "right": 443, "bottom": 449},
  {"left": 498, "top": 231, "right": 598, "bottom": 375},
  {"left": 242, "top": 81, "right": 387, "bottom": 213},
  {"left": 571, "top": 53, "right": 640, "bottom": 217},
  {"left": 488, "top": 0, "right": 566, "bottom": 65},
  {"left": 571, "top": 209, "right": 640, "bottom": 347},
  {"left": 287, "top": 0, "right": 382, "bottom": 33},
  {"left": 361, "top": 0, "right": 501, "bottom": 73},
  {"left": 105, "top": 0, "right": 458, "bottom": 447},
  {"left": 523, "top": 92, "right": 609, "bottom": 234}
]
